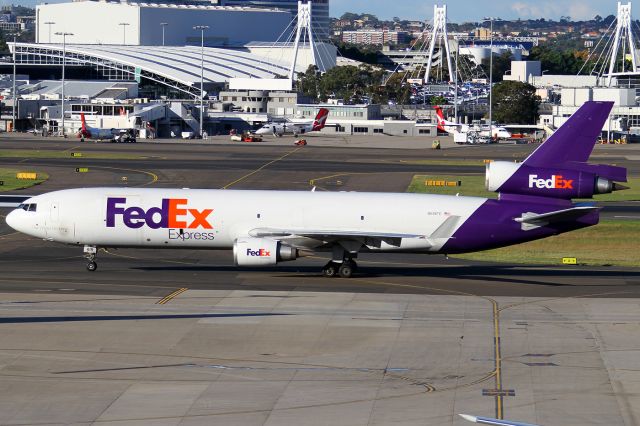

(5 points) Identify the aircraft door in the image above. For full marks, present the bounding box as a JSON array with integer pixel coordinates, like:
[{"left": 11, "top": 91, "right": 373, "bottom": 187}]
[{"left": 45, "top": 200, "right": 73, "bottom": 241}]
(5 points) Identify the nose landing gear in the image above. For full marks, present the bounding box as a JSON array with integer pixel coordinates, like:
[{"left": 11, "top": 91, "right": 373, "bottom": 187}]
[{"left": 84, "top": 245, "right": 98, "bottom": 272}]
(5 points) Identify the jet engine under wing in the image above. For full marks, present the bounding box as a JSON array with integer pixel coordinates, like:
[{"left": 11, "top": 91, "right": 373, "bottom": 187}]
[
  {"left": 248, "top": 215, "right": 461, "bottom": 249},
  {"left": 515, "top": 206, "right": 599, "bottom": 231}
]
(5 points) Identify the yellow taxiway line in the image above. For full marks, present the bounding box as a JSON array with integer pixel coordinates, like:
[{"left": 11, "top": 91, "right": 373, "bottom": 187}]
[{"left": 156, "top": 288, "right": 188, "bottom": 305}]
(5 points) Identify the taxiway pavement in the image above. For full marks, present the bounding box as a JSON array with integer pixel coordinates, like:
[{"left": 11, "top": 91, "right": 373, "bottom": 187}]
[{"left": 0, "top": 135, "right": 639, "bottom": 425}]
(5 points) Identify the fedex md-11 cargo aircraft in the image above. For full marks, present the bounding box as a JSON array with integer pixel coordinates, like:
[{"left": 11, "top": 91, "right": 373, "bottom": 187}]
[{"left": 6, "top": 102, "right": 628, "bottom": 278}]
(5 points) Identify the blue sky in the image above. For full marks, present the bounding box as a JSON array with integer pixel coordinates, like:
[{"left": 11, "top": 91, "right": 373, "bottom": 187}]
[
  {"left": 9, "top": 0, "right": 617, "bottom": 22},
  {"left": 330, "top": 0, "right": 616, "bottom": 22}
]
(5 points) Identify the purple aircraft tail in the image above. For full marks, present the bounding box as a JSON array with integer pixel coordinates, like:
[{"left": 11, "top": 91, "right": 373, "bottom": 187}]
[
  {"left": 525, "top": 101, "right": 613, "bottom": 167},
  {"left": 485, "top": 101, "right": 628, "bottom": 200}
]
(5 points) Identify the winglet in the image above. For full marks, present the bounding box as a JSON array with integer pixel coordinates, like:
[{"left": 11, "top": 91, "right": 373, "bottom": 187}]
[
  {"left": 427, "top": 215, "right": 460, "bottom": 244},
  {"left": 459, "top": 414, "right": 477, "bottom": 423}
]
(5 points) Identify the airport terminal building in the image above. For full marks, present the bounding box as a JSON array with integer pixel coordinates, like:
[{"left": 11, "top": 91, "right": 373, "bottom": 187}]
[
  {"left": 35, "top": 1, "right": 293, "bottom": 46},
  {"left": 3, "top": 0, "right": 436, "bottom": 138}
]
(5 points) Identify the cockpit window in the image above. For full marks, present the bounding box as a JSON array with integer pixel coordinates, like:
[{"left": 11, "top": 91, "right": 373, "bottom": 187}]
[{"left": 16, "top": 203, "right": 37, "bottom": 212}]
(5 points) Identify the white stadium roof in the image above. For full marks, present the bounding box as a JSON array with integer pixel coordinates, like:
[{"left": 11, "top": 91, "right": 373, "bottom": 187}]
[{"left": 12, "top": 43, "right": 306, "bottom": 96}]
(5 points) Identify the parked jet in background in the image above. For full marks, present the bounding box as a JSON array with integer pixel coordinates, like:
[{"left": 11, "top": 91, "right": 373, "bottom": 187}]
[
  {"left": 6, "top": 102, "right": 627, "bottom": 277},
  {"left": 256, "top": 108, "right": 329, "bottom": 137},
  {"left": 77, "top": 113, "right": 136, "bottom": 142},
  {"left": 434, "top": 106, "right": 512, "bottom": 140}
]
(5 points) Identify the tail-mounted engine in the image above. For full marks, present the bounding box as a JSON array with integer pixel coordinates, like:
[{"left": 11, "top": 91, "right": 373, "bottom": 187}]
[
  {"left": 486, "top": 161, "right": 628, "bottom": 199},
  {"left": 233, "top": 238, "right": 299, "bottom": 266}
]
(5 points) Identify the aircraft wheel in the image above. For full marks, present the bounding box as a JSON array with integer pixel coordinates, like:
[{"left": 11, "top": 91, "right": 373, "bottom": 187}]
[
  {"left": 322, "top": 262, "right": 338, "bottom": 278},
  {"left": 338, "top": 262, "right": 353, "bottom": 279},
  {"left": 86, "top": 261, "right": 97, "bottom": 272}
]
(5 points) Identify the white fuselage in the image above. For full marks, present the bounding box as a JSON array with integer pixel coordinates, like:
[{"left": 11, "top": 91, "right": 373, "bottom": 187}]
[
  {"left": 440, "top": 121, "right": 511, "bottom": 139},
  {"left": 86, "top": 126, "right": 120, "bottom": 140},
  {"left": 255, "top": 122, "right": 314, "bottom": 137},
  {"left": 7, "top": 188, "right": 486, "bottom": 253}
]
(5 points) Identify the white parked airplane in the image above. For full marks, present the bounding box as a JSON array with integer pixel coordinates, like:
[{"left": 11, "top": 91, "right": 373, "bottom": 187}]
[
  {"left": 434, "top": 106, "right": 512, "bottom": 140},
  {"left": 77, "top": 113, "right": 135, "bottom": 142},
  {"left": 5, "top": 102, "right": 627, "bottom": 278},
  {"left": 255, "top": 108, "right": 329, "bottom": 137}
]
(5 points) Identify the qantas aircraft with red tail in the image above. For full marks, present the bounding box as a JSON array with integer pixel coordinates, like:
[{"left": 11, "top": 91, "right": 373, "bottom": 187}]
[
  {"left": 77, "top": 113, "right": 135, "bottom": 142},
  {"left": 434, "top": 106, "right": 512, "bottom": 139},
  {"left": 256, "top": 108, "right": 329, "bottom": 137},
  {"left": 6, "top": 102, "right": 628, "bottom": 278}
]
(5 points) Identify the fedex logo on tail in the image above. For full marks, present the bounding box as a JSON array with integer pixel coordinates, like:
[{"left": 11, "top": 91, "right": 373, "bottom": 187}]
[
  {"left": 246, "top": 248, "right": 271, "bottom": 257},
  {"left": 106, "top": 197, "right": 213, "bottom": 229},
  {"left": 528, "top": 175, "right": 574, "bottom": 189}
]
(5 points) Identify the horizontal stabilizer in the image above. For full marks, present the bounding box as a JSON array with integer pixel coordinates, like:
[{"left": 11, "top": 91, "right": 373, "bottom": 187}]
[{"left": 515, "top": 206, "right": 599, "bottom": 231}]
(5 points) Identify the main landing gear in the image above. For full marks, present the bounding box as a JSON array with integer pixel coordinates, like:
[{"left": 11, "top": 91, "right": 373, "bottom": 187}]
[
  {"left": 84, "top": 245, "right": 98, "bottom": 272},
  {"left": 322, "top": 259, "right": 358, "bottom": 278},
  {"left": 322, "top": 246, "right": 359, "bottom": 278}
]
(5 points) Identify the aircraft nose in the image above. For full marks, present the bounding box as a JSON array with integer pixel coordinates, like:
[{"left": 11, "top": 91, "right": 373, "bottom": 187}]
[{"left": 5, "top": 209, "right": 20, "bottom": 231}]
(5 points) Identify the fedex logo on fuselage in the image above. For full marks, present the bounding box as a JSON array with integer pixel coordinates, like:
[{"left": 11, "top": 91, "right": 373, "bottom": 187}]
[
  {"left": 528, "top": 174, "right": 574, "bottom": 190},
  {"left": 246, "top": 248, "right": 271, "bottom": 257},
  {"left": 106, "top": 197, "right": 213, "bottom": 229}
]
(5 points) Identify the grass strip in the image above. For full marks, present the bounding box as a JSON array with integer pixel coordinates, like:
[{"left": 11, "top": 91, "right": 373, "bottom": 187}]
[
  {"left": 0, "top": 168, "right": 49, "bottom": 192},
  {"left": 0, "top": 149, "right": 143, "bottom": 160},
  {"left": 454, "top": 220, "right": 640, "bottom": 268},
  {"left": 408, "top": 174, "right": 496, "bottom": 198}
]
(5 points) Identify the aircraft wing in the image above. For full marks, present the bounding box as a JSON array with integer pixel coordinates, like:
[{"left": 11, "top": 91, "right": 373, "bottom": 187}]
[
  {"left": 459, "top": 414, "right": 540, "bottom": 426},
  {"left": 515, "top": 206, "right": 599, "bottom": 231},
  {"left": 248, "top": 215, "right": 461, "bottom": 249}
]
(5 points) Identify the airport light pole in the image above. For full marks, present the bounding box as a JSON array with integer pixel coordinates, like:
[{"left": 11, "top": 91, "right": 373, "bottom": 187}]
[
  {"left": 454, "top": 37, "right": 459, "bottom": 123},
  {"left": 11, "top": 33, "right": 17, "bottom": 132},
  {"left": 44, "top": 21, "right": 55, "bottom": 43},
  {"left": 55, "top": 32, "right": 73, "bottom": 137},
  {"left": 119, "top": 22, "right": 130, "bottom": 45},
  {"left": 484, "top": 17, "right": 498, "bottom": 139},
  {"left": 160, "top": 22, "right": 168, "bottom": 46},
  {"left": 193, "top": 25, "right": 209, "bottom": 138}
]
